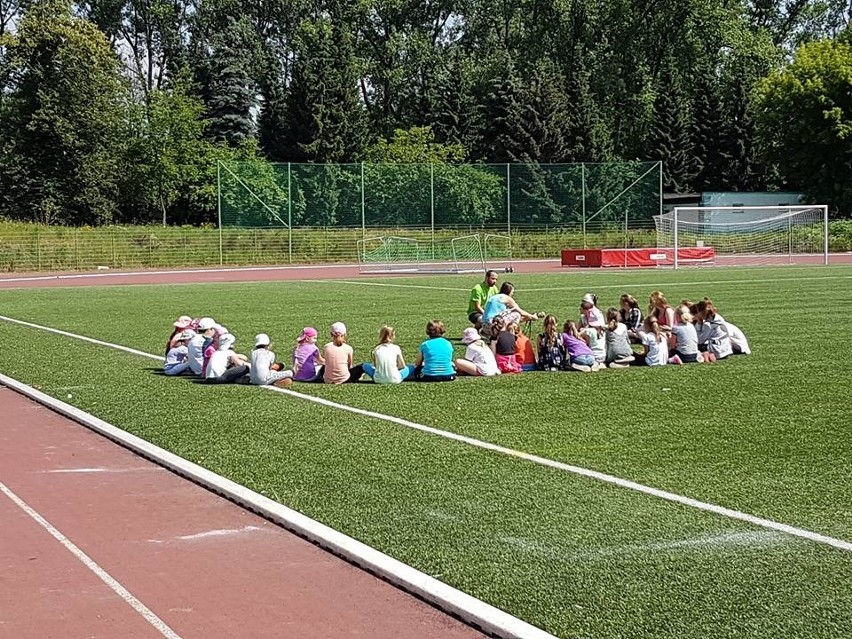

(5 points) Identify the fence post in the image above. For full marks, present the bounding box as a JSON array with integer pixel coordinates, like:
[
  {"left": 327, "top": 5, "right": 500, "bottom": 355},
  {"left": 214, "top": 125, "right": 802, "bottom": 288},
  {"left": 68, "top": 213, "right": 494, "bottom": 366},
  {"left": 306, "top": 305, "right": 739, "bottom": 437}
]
[
  {"left": 217, "top": 160, "right": 223, "bottom": 266},
  {"left": 288, "top": 162, "right": 293, "bottom": 264},
  {"left": 581, "top": 162, "right": 587, "bottom": 249},
  {"left": 506, "top": 163, "right": 511, "bottom": 238},
  {"left": 430, "top": 162, "right": 435, "bottom": 259},
  {"left": 75, "top": 228, "right": 80, "bottom": 270},
  {"left": 361, "top": 162, "right": 366, "bottom": 244},
  {"left": 36, "top": 228, "right": 41, "bottom": 271},
  {"left": 111, "top": 228, "right": 116, "bottom": 268}
]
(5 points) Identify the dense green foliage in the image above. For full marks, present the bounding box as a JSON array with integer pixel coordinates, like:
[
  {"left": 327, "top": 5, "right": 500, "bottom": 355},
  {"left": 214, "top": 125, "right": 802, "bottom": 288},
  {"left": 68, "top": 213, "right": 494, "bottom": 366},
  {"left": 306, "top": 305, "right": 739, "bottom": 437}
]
[
  {"left": 1, "top": 0, "right": 852, "bottom": 225},
  {"left": 0, "top": 266, "right": 850, "bottom": 637}
]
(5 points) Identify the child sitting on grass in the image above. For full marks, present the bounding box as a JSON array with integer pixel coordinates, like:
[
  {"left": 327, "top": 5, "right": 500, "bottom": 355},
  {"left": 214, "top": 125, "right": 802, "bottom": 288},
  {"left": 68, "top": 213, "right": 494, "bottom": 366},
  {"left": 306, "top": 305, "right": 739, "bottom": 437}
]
[
  {"left": 637, "top": 317, "right": 670, "bottom": 366},
  {"left": 363, "top": 325, "right": 416, "bottom": 384},
  {"left": 670, "top": 307, "right": 703, "bottom": 364},
  {"left": 165, "top": 315, "right": 194, "bottom": 357},
  {"left": 205, "top": 333, "right": 250, "bottom": 383},
  {"left": 321, "top": 322, "right": 364, "bottom": 384},
  {"left": 455, "top": 327, "right": 500, "bottom": 377},
  {"left": 537, "top": 314, "right": 564, "bottom": 371},
  {"left": 250, "top": 333, "right": 294, "bottom": 386},
  {"left": 292, "top": 327, "right": 324, "bottom": 382},
  {"left": 413, "top": 320, "right": 456, "bottom": 382},
  {"left": 604, "top": 308, "right": 635, "bottom": 368},
  {"left": 508, "top": 322, "right": 537, "bottom": 371},
  {"left": 164, "top": 329, "right": 194, "bottom": 376},
  {"left": 492, "top": 323, "right": 521, "bottom": 374},
  {"left": 562, "top": 320, "right": 602, "bottom": 372}
]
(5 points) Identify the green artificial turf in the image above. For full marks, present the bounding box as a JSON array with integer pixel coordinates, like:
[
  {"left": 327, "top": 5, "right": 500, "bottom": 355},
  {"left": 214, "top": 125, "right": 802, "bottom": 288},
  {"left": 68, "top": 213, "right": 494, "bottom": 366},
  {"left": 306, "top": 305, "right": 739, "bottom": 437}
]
[{"left": 1, "top": 265, "right": 851, "bottom": 638}]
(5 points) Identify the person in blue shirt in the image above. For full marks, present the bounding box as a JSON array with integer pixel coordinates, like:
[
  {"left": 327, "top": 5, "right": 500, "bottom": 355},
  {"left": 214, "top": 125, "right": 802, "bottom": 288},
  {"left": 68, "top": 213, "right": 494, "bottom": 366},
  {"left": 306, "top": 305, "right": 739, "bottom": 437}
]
[{"left": 413, "top": 320, "right": 456, "bottom": 382}]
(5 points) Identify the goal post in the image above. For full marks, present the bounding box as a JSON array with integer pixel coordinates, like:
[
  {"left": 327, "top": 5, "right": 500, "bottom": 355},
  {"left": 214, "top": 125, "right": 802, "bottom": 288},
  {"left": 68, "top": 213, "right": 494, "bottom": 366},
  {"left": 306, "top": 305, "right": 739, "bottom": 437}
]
[
  {"left": 357, "top": 234, "right": 486, "bottom": 274},
  {"left": 655, "top": 205, "right": 829, "bottom": 268}
]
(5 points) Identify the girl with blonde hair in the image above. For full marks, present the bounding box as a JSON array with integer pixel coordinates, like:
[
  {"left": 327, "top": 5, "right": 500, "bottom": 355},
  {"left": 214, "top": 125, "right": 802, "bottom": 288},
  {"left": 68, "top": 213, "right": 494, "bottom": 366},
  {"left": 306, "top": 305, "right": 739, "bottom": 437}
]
[{"left": 363, "top": 325, "right": 416, "bottom": 384}]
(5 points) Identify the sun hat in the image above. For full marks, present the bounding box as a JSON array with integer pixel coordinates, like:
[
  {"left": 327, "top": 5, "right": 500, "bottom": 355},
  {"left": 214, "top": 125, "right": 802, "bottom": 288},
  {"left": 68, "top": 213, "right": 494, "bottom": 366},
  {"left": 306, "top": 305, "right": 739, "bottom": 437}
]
[
  {"left": 173, "top": 315, "right": 193, "bottom": 329},
  {"left": 197, "top": 317, "right": 217, "bottom": 331},
  {"left": 255, "top": 333, "right": 271, "bottom": 347},
  {"left": 219, "top": 333, "right": 236, "bottom": 351},
  {"left": 297, "top": 327, "right": 318, "bottom": 342},
  {"left": 581, "top": 293, "right": 596, "bottom": 306},
  {"left": 461, "top": 327, "right": 480, "bottom": 344},
  {"left": 330, "top": 321, "right": 347, "bottom": 336},
  {"left": 178, "top": 329, "right": 195, "bottom": 341}
]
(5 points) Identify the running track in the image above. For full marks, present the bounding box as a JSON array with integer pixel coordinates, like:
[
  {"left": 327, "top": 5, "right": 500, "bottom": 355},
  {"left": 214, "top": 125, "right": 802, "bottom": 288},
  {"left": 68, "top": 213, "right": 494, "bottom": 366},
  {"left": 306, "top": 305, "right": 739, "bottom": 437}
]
[{"left": 2, "top": 256, "right": 851, "bottom": 637}]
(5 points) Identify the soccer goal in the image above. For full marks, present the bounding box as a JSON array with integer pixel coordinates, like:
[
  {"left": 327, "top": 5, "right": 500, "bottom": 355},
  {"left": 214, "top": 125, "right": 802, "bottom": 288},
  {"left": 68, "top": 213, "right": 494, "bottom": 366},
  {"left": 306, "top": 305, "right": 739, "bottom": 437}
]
[
  {"left": 654, "top": 205, "right": 829, "bottom": 268},
  {"left": 357, "top": 234, "right": 486, "bottom": 274}
]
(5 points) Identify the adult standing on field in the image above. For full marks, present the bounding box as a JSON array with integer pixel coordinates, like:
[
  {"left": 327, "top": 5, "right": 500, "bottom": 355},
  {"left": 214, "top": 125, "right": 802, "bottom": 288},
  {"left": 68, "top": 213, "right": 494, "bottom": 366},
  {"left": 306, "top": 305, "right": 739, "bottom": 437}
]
[{"left": 468, "top": 270, "right": 499, "bottom": 327}]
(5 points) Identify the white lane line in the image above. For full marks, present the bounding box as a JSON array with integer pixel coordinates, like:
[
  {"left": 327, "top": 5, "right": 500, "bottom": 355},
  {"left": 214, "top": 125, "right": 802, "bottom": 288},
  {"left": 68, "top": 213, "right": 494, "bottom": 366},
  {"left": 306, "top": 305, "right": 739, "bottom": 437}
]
[
  {"left": 176, "top": 525, "right": 262, "bottom": 541},
  {"left": 0, "top": 263, "right": 361, "bottom": 283},
  {"left": 44, "top": 467, "right": 156, "bottom": 474},
  {"left": 2, "top": 315, "right": 849, "bottom": 554},
  {"left": 521, "top": 274, "right": 852, "bottom": 293},
  {"left": 1, "top": 375, "right": 554, "bottom": 639},
  {"left": 313, "top": 280, "right": 469, "bottom": 291},
  {"left": 264, "top": 385, "right": 852, "bottom": 553},
  {"left": 0, "top": 316, "right": 161, "bottom": 360},
  {"left": 0, "top": 481, "right": 182, "bottom": 639}
]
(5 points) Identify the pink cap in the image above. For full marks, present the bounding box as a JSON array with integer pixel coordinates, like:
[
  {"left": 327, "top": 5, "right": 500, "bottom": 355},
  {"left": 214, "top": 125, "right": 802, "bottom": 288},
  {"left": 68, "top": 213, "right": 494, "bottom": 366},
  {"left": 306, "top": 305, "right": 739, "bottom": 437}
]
[
  {"left": 298, "top": 326, "right": 318, "bottom": 341},
  {"left": 330, "top": 322, "right": 347, "bottom": 336},
  {"left": 173, "top": 315, "right": 193, "bottom": 328}
]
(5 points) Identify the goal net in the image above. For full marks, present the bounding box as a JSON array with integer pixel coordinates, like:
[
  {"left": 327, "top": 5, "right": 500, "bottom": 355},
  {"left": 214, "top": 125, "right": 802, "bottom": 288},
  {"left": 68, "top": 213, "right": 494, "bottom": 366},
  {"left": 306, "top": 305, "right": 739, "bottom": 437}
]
[
  {"left": 483, "top": 234, "right": 514, "bottom": 273},
  {"left": 357, "top": 234, "right": 486, "bottom": 274},
  {"left": 654, "top": 205, "right": 829, "bottom": 268}
]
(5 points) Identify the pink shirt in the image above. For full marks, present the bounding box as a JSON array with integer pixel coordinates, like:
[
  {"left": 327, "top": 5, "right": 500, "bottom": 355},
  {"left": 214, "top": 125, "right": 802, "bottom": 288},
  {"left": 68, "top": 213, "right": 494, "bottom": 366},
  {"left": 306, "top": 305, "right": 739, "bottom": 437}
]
[{"left": 323, "top": 342, "right": 353, "bottom": 384}]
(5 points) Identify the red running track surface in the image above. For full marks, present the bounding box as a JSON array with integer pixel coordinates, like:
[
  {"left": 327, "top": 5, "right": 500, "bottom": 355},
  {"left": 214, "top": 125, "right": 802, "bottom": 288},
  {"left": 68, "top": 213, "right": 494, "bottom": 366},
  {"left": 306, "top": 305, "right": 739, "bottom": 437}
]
[{"left": 0, "top": 388, "right": 485, "bottom": 639}]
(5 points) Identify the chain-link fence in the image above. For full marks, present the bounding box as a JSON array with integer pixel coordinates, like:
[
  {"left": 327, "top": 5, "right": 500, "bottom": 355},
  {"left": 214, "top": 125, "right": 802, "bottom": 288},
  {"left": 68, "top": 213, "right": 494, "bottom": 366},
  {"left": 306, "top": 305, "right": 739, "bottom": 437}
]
[
  {"left": 0, "top": 161, "right": 664, "bottom": 272},
  {"left": 218, "top": 161, "right": 664, "bottom": 263}
]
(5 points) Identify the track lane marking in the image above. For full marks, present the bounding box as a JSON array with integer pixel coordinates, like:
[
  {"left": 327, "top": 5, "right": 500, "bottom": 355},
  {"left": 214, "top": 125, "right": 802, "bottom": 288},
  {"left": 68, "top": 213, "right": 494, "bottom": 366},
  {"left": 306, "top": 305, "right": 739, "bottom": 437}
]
[
  {"left": 1, "top": 315, "right": 851, "bottom": 554},
  {"left": 0, "top": 481, "right": 183, "bottom": 639}
]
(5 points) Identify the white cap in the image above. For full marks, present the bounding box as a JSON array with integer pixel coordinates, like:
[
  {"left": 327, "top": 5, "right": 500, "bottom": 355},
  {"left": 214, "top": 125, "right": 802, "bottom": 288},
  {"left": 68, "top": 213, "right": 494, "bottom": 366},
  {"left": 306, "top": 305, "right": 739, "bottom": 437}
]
[
  {"left": 178, "top": 329, "right": 196, "bottom": 341},
  {"left": 581, "top": 293, "right": 596, "bottom": 305},
  {"left": 330, "top": 321, "right": 347, "bottom": 336},
  {"left": 219, "top": 333, "right": 236, "bottom": 351},
  {"left": 198, "top": 317, "right": 217, "bottom": 331},
  {"left": 255, "top": 333, "right": 270, "bottom": 347}
]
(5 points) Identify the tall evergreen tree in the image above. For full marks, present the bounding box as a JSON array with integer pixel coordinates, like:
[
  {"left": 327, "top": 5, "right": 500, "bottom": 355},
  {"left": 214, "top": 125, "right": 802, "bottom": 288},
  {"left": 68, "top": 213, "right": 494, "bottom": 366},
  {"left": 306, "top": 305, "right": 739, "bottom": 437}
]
[
  {"left": 202, "top": 16, "right": 258, "bottom": 145},
  {"left": 649, "top": 68, "right": 694, "bottom": 192},
  {"left": 281, "top": 4, "right": 366, "bottom": 162},
  {"left": 691, "top": 72, "right": 729, "bottom": 191}
]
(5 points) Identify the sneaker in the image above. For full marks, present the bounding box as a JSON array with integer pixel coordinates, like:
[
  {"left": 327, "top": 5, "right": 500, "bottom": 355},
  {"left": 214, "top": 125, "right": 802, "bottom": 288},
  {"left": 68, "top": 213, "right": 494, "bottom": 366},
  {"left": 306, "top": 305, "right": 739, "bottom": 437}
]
[
  {"left": 668, "top": 355, "right": 683, "bottom": 365},
  {"left": 273, "top": 378, "right": 293, "bottom": 388},
  {"left": 608, "top": 361, "right": 629, "bottom": 369},
  {"left": 571, "top": 362, "right": 592, "bottom": 372},
  {"left": 591, "top": 362, "right": 605, "bottom": 372}
]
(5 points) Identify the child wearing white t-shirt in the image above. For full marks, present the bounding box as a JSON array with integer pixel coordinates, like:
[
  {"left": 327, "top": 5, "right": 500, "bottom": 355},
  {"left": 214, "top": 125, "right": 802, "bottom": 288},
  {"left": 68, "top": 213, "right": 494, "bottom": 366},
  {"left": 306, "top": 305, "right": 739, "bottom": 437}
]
[
  {"left": 638, "top": 317, "right": 668, "bottom": 366},
  {"left": 455, "top": 327, "right": 500, "bottom": 377},
  {"left": 205, "top": 333, "right": 249, "bottom": 382},
  {"left": 363, "top": 326, "right": 415, "bottom": 384},
  {"left": 250, "top": 333, "right": 294, "bottom": 386}
]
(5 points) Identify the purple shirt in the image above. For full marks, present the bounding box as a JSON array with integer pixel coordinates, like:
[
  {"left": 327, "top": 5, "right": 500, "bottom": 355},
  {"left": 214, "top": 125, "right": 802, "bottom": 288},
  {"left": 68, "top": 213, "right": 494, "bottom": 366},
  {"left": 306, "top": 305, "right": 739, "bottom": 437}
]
[
  {"left": 561, "top": 333, "right": 594, "bottom": 358},
  {"left": 292, "top": 342, "right": 320, "bottom": 381}
]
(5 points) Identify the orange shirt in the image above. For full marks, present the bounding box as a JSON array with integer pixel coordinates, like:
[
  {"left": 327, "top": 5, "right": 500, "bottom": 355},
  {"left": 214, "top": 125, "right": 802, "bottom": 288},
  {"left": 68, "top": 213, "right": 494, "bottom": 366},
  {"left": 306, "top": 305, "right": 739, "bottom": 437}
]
[{"left": 514, "top": 333, "right": 535, "bottom": 365}]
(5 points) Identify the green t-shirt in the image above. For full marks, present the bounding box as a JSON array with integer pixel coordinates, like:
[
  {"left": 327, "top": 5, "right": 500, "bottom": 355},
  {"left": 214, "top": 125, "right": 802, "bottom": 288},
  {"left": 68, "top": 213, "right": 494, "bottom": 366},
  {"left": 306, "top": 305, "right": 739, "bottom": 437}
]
[{"left": 468, "top": 283, "right": 498, "bottom": 315}]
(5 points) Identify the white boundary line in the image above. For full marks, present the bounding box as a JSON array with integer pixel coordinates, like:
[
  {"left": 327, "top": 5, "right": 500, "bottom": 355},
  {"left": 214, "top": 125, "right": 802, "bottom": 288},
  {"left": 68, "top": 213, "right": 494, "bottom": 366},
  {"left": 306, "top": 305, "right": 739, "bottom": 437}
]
[
  {"left": 0, "top": 374, "right": 554, "bottom": 639},
  {"left": 0, "top": 480, "right": 182, "bottom": 639},
  {"left": 1, "top": 315, "right": 850, "bottom": 555}
]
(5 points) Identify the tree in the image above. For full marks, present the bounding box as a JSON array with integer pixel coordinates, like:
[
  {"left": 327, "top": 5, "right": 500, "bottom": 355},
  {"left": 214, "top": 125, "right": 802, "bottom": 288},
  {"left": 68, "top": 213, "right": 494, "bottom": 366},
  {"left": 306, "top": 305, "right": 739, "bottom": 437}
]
[
  {"left": 754, "top": 37, "right": 852, "bottom": 212},
  {"left": 280, "top": 3, "right": 367, "bottom": 162},
  {"left": 0, "top": 0, "right": 128, "bottom": 224}
]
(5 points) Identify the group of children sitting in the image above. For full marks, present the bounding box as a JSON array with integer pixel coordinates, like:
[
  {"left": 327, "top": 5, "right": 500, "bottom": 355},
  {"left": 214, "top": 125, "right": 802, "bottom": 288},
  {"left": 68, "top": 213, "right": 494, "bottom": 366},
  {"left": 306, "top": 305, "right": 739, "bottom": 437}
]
[{"left": 161, "top": 288, "right": 750, "bottom": 387}]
